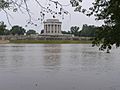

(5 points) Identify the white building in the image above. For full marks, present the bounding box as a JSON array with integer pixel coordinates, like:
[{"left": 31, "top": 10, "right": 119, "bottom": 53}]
[{"left": 43, "top": 19, "right": 62, "bottom": 35}]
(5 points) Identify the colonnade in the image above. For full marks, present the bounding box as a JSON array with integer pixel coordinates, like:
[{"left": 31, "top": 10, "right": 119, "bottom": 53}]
[{"left": 43, "top": 19, "right": 62, "bottom": 35}]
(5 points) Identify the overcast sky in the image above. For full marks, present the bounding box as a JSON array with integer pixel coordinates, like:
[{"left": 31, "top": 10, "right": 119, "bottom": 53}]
[{"left": 0, "top": 0, "right": 103, "bottom": 33}]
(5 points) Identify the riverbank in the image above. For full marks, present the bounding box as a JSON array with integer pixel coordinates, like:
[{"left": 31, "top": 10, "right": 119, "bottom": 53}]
[
  {"left": 0, "top": 40, "right": 10, "bottom": 44},
  {"left": 10, "top": 40, "right": 92, "bottom": 44}
]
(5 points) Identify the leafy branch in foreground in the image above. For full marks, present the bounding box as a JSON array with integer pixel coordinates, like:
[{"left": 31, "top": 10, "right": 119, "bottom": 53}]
[
  {"left": 0, "top": 0, "right": 70, "bottom": 26},
  {"left": 71, "top": 0, "right": 120, "bottom": 52}
]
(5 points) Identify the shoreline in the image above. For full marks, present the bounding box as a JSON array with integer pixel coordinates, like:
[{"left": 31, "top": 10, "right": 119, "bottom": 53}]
[
  {"left": 0, "top": 40, "right": 10, "bottom": 44},
  {"left": 9, "top": 40, "right": 92, "bottom": 44}
]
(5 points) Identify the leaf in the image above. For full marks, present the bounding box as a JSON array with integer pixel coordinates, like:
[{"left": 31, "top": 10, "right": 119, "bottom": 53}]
[
  {"left": 53, "top": 15, "right": 55, "bottom": 18},
  {"left": 13, "top": 8, "right": 17, "bottom": 12}
]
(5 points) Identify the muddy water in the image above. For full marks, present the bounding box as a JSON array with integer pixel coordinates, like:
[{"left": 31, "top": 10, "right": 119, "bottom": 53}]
[{"left": 0, "top": 44, "right": 120, "bottom": 90}]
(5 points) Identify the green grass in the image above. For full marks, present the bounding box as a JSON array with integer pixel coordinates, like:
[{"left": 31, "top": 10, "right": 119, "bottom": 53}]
[{"left": 10, "top": 40, "right": 92, "bottom": 44}]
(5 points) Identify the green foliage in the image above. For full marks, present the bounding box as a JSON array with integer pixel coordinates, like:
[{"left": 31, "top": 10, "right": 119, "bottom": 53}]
[
  {"left": 40, "top": 29, "right": 44, "bottom": 34},
  {"left": 92, "top": 25, "right": 120, "bottom": 51},
  {"left": 4, "top": 29, "right": 10, "bottom": 35},
  {"left": 80, "top": 24, "right": 98, "bottom": 37},
  {"left": 61, "top": 30, "right": 71, "bottom": 34},
  {"left": 0, "top": 0, "right": 9, "bottom": 9},
  {"left": 0, "top": 21, "right": 9, "bottom": 35},
  {"left": 70, "top": 26, "right": 80, "bottom": 36},
  {"left": 10, "top": 25, "right": 26, "bottom": 35},
  {"left": 0, "top": 21, "right": 6, "bottom": 35},
  {"left": 91, "top": 0, "right": 120, "bottom": 51},
  {"left": 10, "top": 40, "right": 92, "bottom": 44},
  {"left": 0, "top": 22, "right": 27, "bottom": 35},
  {"left": 71, "top": 0, "right": 120, "bottom": 51},
  {"left": 26, "top": 29, "right": 36, "bottom": 35}
]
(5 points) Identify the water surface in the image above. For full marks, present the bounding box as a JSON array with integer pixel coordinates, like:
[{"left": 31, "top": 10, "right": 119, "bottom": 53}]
[{"left": 0, "top": 44, "right": 120, "bottom": 90}]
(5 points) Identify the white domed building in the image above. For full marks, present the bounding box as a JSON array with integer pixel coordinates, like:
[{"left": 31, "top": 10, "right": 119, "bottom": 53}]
[{"left": 43, "top": 19, "right": 62, "bottom": 35}]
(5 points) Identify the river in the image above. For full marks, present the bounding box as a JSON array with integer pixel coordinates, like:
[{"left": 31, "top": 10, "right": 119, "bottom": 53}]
[{"left": 0, "top": 44, "right": 120, "bottom": 90}]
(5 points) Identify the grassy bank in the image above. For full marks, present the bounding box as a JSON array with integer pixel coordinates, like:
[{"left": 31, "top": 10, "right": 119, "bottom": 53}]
[{"left": 10, "top": 40, "right": 92, "bottom": 44}]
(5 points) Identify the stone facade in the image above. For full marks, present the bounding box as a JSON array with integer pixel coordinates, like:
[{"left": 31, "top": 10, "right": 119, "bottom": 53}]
[
  {"left": 43, "top": 19, "right": 62, "bottom": 35},
  {"left": 0, "top": 35, "right": 92, "bottom": 41}
]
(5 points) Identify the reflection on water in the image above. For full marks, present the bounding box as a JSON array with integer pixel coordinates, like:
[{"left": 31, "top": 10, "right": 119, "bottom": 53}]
[
  {"left": 43, "top": 44, "right": 61, "bottom": 70},
  {"left": 0, "top": 44, "right": 120, "bottom": 90}
]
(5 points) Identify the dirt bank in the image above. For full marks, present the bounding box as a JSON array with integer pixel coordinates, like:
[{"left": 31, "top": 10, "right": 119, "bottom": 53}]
[{"left": 0, "top": 40, "right": 10, "bottom": 44}]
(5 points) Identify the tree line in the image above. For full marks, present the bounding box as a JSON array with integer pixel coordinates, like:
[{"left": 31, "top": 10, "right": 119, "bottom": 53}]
[
  {"left": 0, "top": 21, "right": 37, "bottom": 35},
  {"left": 62, "top": 24, "right": 99, "bottom": 37},
  {"left": 1, "top": 21, "right": 99, "bottom": 37}
]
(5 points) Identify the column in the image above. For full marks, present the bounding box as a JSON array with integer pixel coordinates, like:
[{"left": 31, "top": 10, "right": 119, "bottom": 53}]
[
  {"left": 44, "top": 24, "right": 46, "bottom": 34},
  {"left": 57, "top": 25, "right": 59, "bottom": 34},
  {"left": 58, "top": 25, "right": 60, "bottom": 34},
  {"left": 51, "top": 25, "right": 53, "bottom": 34},
  {"left": 59, "top": 24, "right": 61, "bottom": 34},
  {"left": 50, "top": 24, "right": 52, "bottom": 34},
  {"left": 55, "top": 24, "right": 57, "bottom": 34},
  {"left": 48, "top": 24, "right": 50, "bottom": 34},
  {"left": 53, "top": 24, "right": 55, "bottom": 34},
  {"left": 56, "top": 24, "right": 58, "bottom": 34},
  {"left": 46, "top": 24, "right": 47, "bottom": 34}
]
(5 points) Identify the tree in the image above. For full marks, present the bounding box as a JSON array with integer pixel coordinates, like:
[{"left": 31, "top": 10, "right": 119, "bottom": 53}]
[
  {"left": 40, "top": 29, "right": 44, "bottom": 34},
  {"left": 4, "top": 29, "right": 10, "bottom": 35},
  {"left": 71, "top": 0, "right": 120, "bottom": 51},
  {"left": 0, "top": 21, "right": 10, "bottom": 35},
  {"left": 0, "top": 21, "right": 6, "bottom": 35},
  {"left": 0, "top": 0, "right": 9, "bottom": 9},
  {"left": 94, "top": 0, "right": 120, "bottom": 52},
  {"left": 10, "top": 25, "right": 26, "bottom": 35},
  {"left": 0, "top": 0, "right": 70, "bottom": 26},
  {"left": 90, "top": 0, "right": 120, "bottom": 51},
  {"left": 61, "top": 30, "right": 71, "bottom": 34},
  {"left": 80, "top": 24, "right": 98, "bottom": 37},
  {"left": 26, "top": 29, "right": 36, "bottom": 35},
  {"left": 70, "top": 26, "right": 80, "bottom": 36}
]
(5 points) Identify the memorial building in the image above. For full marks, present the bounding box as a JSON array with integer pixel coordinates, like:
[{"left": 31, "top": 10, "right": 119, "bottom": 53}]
[{"left": 43, "top": 19, "right": 62, "bottom": 35}]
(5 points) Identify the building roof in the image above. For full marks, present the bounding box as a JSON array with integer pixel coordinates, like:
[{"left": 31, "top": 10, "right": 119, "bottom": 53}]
[
  {"left": 44, "top": 19, "right": 62, "bottom": 23},
  {"left": 47, "top": 19, "right": 59, "bottom": 22}
]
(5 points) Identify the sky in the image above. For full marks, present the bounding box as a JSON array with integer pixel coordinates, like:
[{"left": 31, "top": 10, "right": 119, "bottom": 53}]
[{"left": 0, "top": 0, "right": 104, "bottom": 33}]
